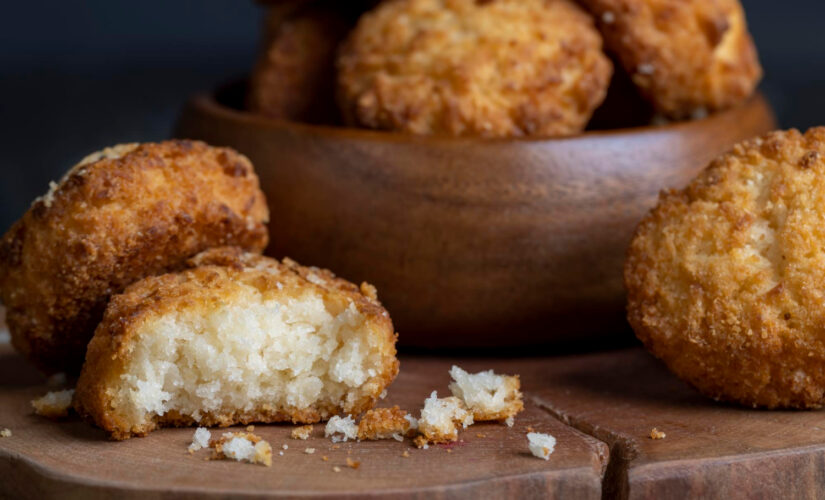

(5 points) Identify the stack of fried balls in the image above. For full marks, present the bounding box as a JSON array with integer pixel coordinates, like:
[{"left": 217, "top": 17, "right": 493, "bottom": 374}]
[{"left": 249, "top": 0, "right": 762, "bottom": 137}]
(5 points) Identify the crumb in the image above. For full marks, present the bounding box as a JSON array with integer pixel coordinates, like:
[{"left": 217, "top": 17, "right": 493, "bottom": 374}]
[
  {"left": 332, "top": 445, "right": 340, "bottom": 450},
  {"left": 402, "top": 450, "right": 410, "bottom": 458},
  {"left": 0, "top": 429, "right": 11, "bottom": 438},
  {"left": 322, "top": 455, "right": 329, "bottom": 461},
  {"left": 650, "top": 428, "right": 666, "bottom": 440},
  {"left": 210, "top": 431, "right": 272, "bottom": 466},
  {"left": 416, "top": 391, "right": 473, "bottom": 446},
  {"left": 31, "top": 389, "right": 74, "bottom": 418},
  {"left": 282, "top": 444, "right": 288, "bottom": 450},
  {"left": 305, "top": 448, "right": 316, "bottom": 454},
  {"left": 246, "top": 425, "right": 255, "bottom": 432},
  {"left": 526, "top": 426, "right": 534, "bottom": 432},
  {"left": 346, "top": 457, "right": 360, "bottom": 469},
  {"left": 446, "top": 449, "right": 452, "bottom": 453},
  {"left": 291, "top": 424, "right": 313, "bottom": 440},
  {"left": 279, "top": 451, "right": 284, "bottom": 456},
  {"left": 333, "top": 466, "right": 342, "bottom": 472},
  {"left": 188, "top": 427, "right": 211, "bottom": 452},
  {"left": 413, "top": 435, "right": 430, "bottom": 449},
  {"left": 505, "top": 416, "right": 515, "bottom": 427},
  {"left": 357, "top": 406, "right": 411, "bottom": 440},
  {"left": 527, "top": 432, "right": 556, "bottom": 460},
  {"left": 449, "top": 366, "right": 524, "bottom": 422},
  {"left": 476, "top": 433, "right": 486, "bottom": 438},
  {"left": 325, "top": 416, "right": 357, "bottom": 443}
]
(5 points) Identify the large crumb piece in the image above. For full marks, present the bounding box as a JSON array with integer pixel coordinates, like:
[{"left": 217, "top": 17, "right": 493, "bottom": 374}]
[
  {"left": 416, "top": 391, "right": 473, "bottom": 446},
  {"left": 649, "top": 428, "right": 666, "bottom": 440},
  {"left": 325, "top": 415, "right": 358, "bottom": 443},
  {"left": 72, "top": 247, "right": 399, "bottom": 440},
  {"left": 357, "top": 406, "right": 411, "bottom": 441},
  {"left": 31, "top": 389, "right": 74, "bottom": 418},
  {"left": 189, "top": 427, "right": 212, "bottom": 452},
  {"left": 291, "top": 424, "right": 313, "bottom": 440},
  {"left": 527, "top": 432, "right": 556, "bottom": 460},
  {"left": 0, "top": 429, "right": 11, "bottom": 438},
  {"left": 210, "top": 431, "right": 272, "bottom": 466},
  {"left": 449, "top": 366, "right": 524, "bottom": 422}
]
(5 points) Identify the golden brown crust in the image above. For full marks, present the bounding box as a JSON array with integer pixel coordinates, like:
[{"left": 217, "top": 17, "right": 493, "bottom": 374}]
[
  {"left": 580, "top": 0, "right": 761, "bottom": 119},
  {"left": 356, "top": 406, "right": 410, "bottom": 440},
  {"left": 247, "top": 2, "right": 360, "bottom": 123},
  {"left": 0, "top": 141, "right": 269, "bottom": 374},
  {"left": 73, "top": 247, "right": 399, "bottom": 440},
  {"left": 336, "top": 0, "right": 612, "bottom": 137},
  {"left": 625, "top": 127, "right": 825, "bottom": 409}
]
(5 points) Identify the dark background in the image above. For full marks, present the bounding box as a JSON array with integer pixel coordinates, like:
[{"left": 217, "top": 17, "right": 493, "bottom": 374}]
[{"left": 0, "top": 1, "right": 822, "bottom": 232}]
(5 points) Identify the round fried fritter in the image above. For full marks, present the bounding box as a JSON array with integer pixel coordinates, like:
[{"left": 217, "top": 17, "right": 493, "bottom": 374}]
[
  {"left": 580, "top": 0, "right": 762, "bottom": 119},
  {"left": 625, "top": 127, "right": 825, "bottom": 409},
  {"left": 247, "top": 2, "right": 359, "bottom": 123},
  {"left": 0, "top": 141, "right": 269, "bottom": 373},
  {"left": 74, "top": 247, "right": 399, "bottom": 440},
  {"left": 336, "top": 0, "right": 613, "bottom": 137}
]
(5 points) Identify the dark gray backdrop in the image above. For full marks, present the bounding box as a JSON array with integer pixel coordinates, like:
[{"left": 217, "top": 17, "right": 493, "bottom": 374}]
[{"left": 0, "top": 0, "right": 821, "bottom": 232}]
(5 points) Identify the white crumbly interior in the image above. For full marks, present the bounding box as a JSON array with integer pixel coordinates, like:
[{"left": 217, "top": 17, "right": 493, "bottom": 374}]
[
  {"left": 32, "top": 389, "right": 74, "bottom": 416},
  {"left": 114, "top": 291, "right": 387, "bottom": 427},
  {"left": 222, "top": 435, "right": 255, "bottom": 461},
  {"left": 449, "top": 365, "right": 517, "bottom": 416},
  {"left": 325, "top": 415, "right": 358, "bottom": 442},
  {"left": 189, "top": 427, "right": 211, "bottom": 451},
  {"left": 527, "top": 432, "right": 556, "bottom": 460},
  {"left": 404, "top": 413, "right": 419, "bottom": 430},
  {"left": 419, "top": 391, "right": 473, "bottom": 438}
]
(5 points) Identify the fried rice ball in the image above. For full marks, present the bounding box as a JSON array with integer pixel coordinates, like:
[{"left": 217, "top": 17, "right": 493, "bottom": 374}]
[
  {"left": 0, "top": 141, "right": 269, "bottom": 374},
  {"left": 336, "top": 0, "right": 613, "bottom": 137},
  {"left": 247, "top": 2, "right": 360, "bottom": 123},
  {"left": 625, "top": 127, "right": 825, "bottom": 409},
  {"left": 580, "top": 0, "right": 762, "bottom": 119},
  {"left": 73, "top": 247, "right": 399, "bottom": 440}
]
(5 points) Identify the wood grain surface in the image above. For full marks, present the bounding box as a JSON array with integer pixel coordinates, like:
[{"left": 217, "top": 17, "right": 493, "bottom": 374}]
[
  {"left": 5, "top": 343, "right": 825, "bottom": 498},
  {"left": 175, "top": 89, "right": 776, "bottom": 349}
]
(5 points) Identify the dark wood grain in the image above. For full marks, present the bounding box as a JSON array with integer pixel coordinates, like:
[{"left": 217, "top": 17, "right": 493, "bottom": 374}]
[
  {"left": 0, "top": 345, "right": 607, "bottom": 499},
  {"left": 175, "top": 91, "right": 776, "bottom": 349}
]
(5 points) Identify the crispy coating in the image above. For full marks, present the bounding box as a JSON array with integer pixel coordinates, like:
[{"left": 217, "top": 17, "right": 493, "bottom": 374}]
[
  {"left": 248, "top": 2, "right": 361, "bottom": 123},
  {"left": 0, "top": 141, "right": 269, "bottom": 374},
  {"left": 625, "top": 128, "right": 825, "bottom": 409},
  {"left": 73, "top": 247, "right": 399, "bottom": 439},
  {"left": 336, "top": 0, "right": 612, "bottom": 137},
  {"left": 580, "top": 0, "right": 761, "bottom": 119},
  {"left": 356, "top": 406, "right": 411, "bottom": 440}
]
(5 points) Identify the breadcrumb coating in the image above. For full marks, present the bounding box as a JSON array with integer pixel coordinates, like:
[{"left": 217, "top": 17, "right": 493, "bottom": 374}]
[
  {"left": 73, "top": 247, "right": 399, "bottom": 439},
  {"left": 291, "top": 424, "right": 314, "bottom": 440},
  {"left": 337, "top": 0, "right": 612, "bottom": 137},
  {"left": 356, "top": 406, "right": 411, "bottom": 440},
  {"left": 580, "top": 0, "right": 761, "bottom": 118},
  {"left": 625, "top": 128, "right": 825, "bottom": 409},
  {"left": 0, "top": 140, "right": 269, "bottom": 373}
]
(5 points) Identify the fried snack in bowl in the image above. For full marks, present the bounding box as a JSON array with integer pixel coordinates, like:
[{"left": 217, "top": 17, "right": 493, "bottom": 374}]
[
  {"left": 336, "top": 0, "right": 612, "bottom": 137},
  {"left": 73, "top": 247, "right": 399, "bottom": 440},
  {"left": 581, "top": 0, "right": 761, "bottom": 119},
  {"left": 0, "top": 141, "right": 269, "bottom": 373},
  {"left": 625, "top": 127, "right": 825, "bottom": 409}
]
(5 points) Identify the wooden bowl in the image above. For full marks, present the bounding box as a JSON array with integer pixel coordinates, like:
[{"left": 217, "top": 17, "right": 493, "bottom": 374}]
[{"left": 175, "top": 85, "right": 776, "bottom": 349}]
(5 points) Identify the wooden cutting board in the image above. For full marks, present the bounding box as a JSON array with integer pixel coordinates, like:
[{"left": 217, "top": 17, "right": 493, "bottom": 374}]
[{"left": 2, "top": 343, "right": 825, "bottom": 499}]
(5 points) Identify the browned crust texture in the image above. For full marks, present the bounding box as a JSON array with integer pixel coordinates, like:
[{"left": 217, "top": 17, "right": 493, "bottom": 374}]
[
  {"left": 580, "top": 0, "right": 762, "bottom": 119},
  {"left": 0, "top": 140, "right": 270, "bottom": 373},
  {"left": 625, "top": 127, "right": 825, "bottom": 409},
  {"left": 336, "top": 0, "right": 612, "bottom": 137},
  {"left": 356, "top": 406, "right": 411, "bottom": 440},
  {"left": 73, "top": 247, "right": 399, "bottom": 440}
]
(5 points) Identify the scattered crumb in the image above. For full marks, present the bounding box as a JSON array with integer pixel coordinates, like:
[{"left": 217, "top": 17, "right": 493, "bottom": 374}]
[
  {"left": 527, "top": 432, "right": 556, "bottom": 460},
  {"left": 332, "top": 445, "right": 340, "bottom": 450},
  {"left": 416, "top": 391, "right": 473, "bottom": 446},
  {"left": 402, "top": 450, "right": 410, "bottom": 458},
  {"left": 322, "top": 455, "right": 329, "bottom": 461},
  {"left": 210, "top": 432, "right": 272, "bottom": 466},
  {"left": 476, "top": 433, "right": 486, "bottom": 438},
  {"left": 32, "top": 389, "right": 74, "bottom": 418},
  {"left": 246, "top": 425, "right": 255, "bottom": 432},
  {"left": 449, "top": 366, "right": 524, "bottom": 422},
  {"left": 357, "top": 406, "right": 411, "bottom": 440},
  {"left": 305, "top": 448, "right": 316, "bottom": 454},
  {"left": 291, "top": 425, "right": 313, "bottom": 440},
  {"left": 279, "top": 451, "right": 284, "bottom": 456},
  {"left": 413, "top": 435, "right": 429, "bottom": 449},
  {"left": 0, "top": 429, "right": 11, "bottom": 438},
  {"left": 282, "top": 444, "right": 289, "bottom": 450},
  {"left": 325, "top": 416, "right": 357, "bottom": 443},
  {"left": 333, "top": 466, "right": 342, "bottom": 473},
  {"left": 188, "top": 427, "right": 211, "bottom": 452},
  {"left": 505, "top": 416, "right": 515, "bottom": 427},
  {"left": 650, "top": 428, "right": 666, "bottom": 440},
  {"left": 526, "top": 426, "right": 535, "bottom": 433},
  {"left": 346, "top": 457, "right": 361, "bottom": 469},
  {"left": 446, "top": 449, "right": 452, "bottom": 453}
]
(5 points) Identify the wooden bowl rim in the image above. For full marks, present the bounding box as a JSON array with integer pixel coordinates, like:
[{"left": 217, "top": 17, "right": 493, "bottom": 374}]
[{"left": 184, "top": 88, "right": 772, "bottom": 145}]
